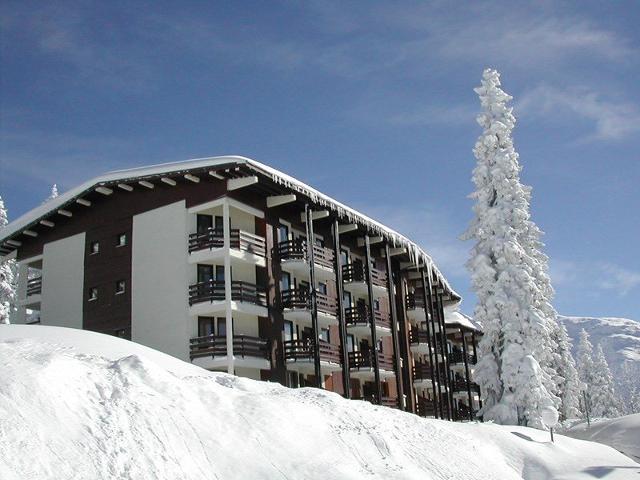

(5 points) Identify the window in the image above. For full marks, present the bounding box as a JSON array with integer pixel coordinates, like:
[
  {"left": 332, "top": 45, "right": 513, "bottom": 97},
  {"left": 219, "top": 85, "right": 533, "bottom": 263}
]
[
  {"left": 216, "top": 317, "right": 226, "bottom": 336},
  {"left": 215, "top": 265, "right": 225, "bottom": 282},
  {"left": 90, "top": 241, "right": 99, "bottom": 254},
  {"left": 214, "top": 216, "right": 224, "bottom": 231},
  {"left": 374, "top": 299, "right": 380, "bottom": 311},
  {"left": 197, "top": 264, "right": 214, "bottom": 283},
  {"left": 115, "top": 329, "right": 127, "bottom": 338},
  {"left": 283, "top": 320, "right": 294, "bottom": 342},
  {"left": 340, "top": 249, "right": 349, "bottom": 266},
  {"left": 197, "top": 214, "right": 213, "bottom": 234},
  {"left": 89, "top": 287, "right": 98, "bottom": 301},
  {"left": 346, "top": 334, "right": 355, "bottom": 352},
  {"left": 320, "top": 328, "right": 330, "bottom": 343},
  {"left": 115, "top": 280, "right": 126, "bottom": 294},
  {"left": 116, "top": 233, "right": 127, "bottom": 247},
  {"left": 277, "top": 224, "right": 289, "bottom": 243},
  {"left": 318, "top": 282, "right": 327, "bottom": 295},
  {"left": 343, "top": 290, "right": 352, "bottom": 307},
  {"left": 280, "top": 272, "right": 291, "bottom": 292}
]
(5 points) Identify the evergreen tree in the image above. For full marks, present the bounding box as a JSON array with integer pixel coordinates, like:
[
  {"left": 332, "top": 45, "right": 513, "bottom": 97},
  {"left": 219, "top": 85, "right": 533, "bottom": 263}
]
[
  {"left": 550, "top": 322, "right": 581, "bottom": 420},
  {"left": 590, "top": 344, "right": 620, "bottom": 418},
  {"left": 576, "top": 329, "right": 595, "bottom": 389},
  {"left": 43, "top": 184, "right": 58, "bottom": 204},
  {"left": 0, "top": 195, "right": 16, "bottom": 324},
  {"left": 618, "top": 361, "right": 640, "bottom": 414},
  {"left": 463, "top": 68, "right": 554, "bottom": 428}
]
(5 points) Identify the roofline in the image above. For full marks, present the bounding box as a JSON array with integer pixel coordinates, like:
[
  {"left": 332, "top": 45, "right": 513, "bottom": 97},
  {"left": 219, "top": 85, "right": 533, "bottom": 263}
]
[{"left": 0, "top": 155, "right": 461, "bottom": 300}]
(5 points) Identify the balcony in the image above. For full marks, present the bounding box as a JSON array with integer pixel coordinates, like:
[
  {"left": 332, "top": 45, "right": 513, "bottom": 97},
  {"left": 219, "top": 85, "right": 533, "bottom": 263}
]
[
  {"left": 281, "top": 288, "right": 338, "bottom": 329},
  {"left": 354, "top": 395, "right": 398, "bottom": 409},
  {"left": 449, "top": 350, "right": 477, "bottom": 366},
  {"left": 26, "top": 277, "right": 42, "bottom": 297},
  {"left": 405, "top": 293, "right": 431, "bottom": 323},
  {"left": 451, "top": 380, "right": 481, "bottom": 394},
  {"left": 189, "top": 334, "right": 270, "bottom": 370},
  {"left": 409, "top": 329, "right": 444, "bottom": 356},
  {"left": 284, "top": 338, "right": 342, "bottom": 374},
  {"left": 344, "top": 305, "right": 392, "bottom": 338},
  {"left": 188, "top": 228, "right": 266, "bottom": 266},
  {"left": 348, "top": 350, "right": 395, "bottom": 379},
  {"left": 342, "top": 260, "right": 387, "bottom": 296},
  {"left": 416, "top": 397, "right": 438, "bottom": 417},
  {"left": 276, "top": 239, "right": 335, "bottom": 281},
  {"left": 188, "top": 280, "right": 268, "bottom": 317},
  {"left": 412, "top": 362, "right": 434, "bottom": 389}
]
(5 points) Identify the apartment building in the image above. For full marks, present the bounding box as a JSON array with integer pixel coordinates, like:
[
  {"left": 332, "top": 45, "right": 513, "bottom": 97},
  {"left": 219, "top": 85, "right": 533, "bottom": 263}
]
[{"left": 0, "top": 156, "right": 481, "bottom": 420}]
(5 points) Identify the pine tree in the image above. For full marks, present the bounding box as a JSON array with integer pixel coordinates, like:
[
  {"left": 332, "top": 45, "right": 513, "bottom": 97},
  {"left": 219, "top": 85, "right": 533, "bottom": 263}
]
[
  {"left": 590, "top": 344, "right": 620, "bottom": 418},
  {"left": 550, "top": 322, "right": 581, "bottom": 420},
  {"left": 0, "top": 195, "right": 16, "bottom": 324},
  {"left": 43, "top": 184, "right": 58, "bottom": 204},
  {"left": 618, "top": 361, "right": 640, "bottom": 414},
  {"left": 463, "top": 68, "right": 554, "bottom": 428},
  {"left": 576, "top": 329, "right": 595, "bottom": 389}
]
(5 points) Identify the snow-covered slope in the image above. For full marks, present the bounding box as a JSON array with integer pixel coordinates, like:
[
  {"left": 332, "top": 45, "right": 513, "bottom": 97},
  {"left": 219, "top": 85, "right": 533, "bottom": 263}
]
[
  {"left": 1, "top": 325, "right": 638, "bottom": 480},
  {"left": 564, "top": 414, "right": 640, "bottom": 462},
  {"left": 560, "top": 315, "right": 640, "bottom": 369}
]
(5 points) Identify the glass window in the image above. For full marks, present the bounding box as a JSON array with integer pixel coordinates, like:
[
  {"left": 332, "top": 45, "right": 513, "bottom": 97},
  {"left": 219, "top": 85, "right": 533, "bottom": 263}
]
[
  {"left": 215, "top": 265, "right": 225, "bottom": 282},
  {"left": 346, "top": 334, "right": 355, "bottom": 352},
  {"left": 280, "top": 272, "right": 291, "bottom": 292},
  {"left": 318, "top": 283, "right": 327, "bottom": 295},
  {"left": 115, "top": 329, "right": 126, "bottom": 338},
  {"left": 197, "top": 264, "right": 214, "bottom": 283},
  {"left": 320, "top": 328, "right": 330, "bottom": 343},
  {"left": 340, "top": 249, "right": 349, "bottom": 266},
  {"left": 283, "top": 320, "right": 294, "bottom": 342},
  {"left": 214, "top": 216, "right": 224, "bottom": 231},
  {"left": 198, "top": 316, "right": 215, "bottom": 336},
  {"left": 374, "top": 299, "right": 380, "bottom": 311},
  {"left": 116, "top": 233, "right": 127, "bottom": 247},
  {"left": 217, "top": 317, "right": 226, "bottom": 336},
  {"left": 89, "top": 287, "right": 98, "bottom": 301},
  {"left": 343, "top": 290, "right": 352, "bottom": 307},
  {"left": 277, "top": 225, "right": 289, "bottom": 243},
  {"left": 197, "top": 214, "right": 213, "bottom": 234},
  {"left": 115, "top": 280, "right": 125, "bottom": 294},
  {"left": 314, "top": 236, "right": 324, "bottom": 247},
  {"left": 90, "top": 241, "right": 99, "bottom": 254}
]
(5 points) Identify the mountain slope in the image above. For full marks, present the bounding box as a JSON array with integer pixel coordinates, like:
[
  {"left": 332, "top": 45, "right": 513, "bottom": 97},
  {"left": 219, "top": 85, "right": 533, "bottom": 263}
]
[
  {"left": 564, "top": 414, "right": 640, "bottom": 462},
  {"left": 559, "top": 315, "right": 640, "bottom": 369},
  {"left": 1, "top": 325, "right": 638, "bottom": 480}
]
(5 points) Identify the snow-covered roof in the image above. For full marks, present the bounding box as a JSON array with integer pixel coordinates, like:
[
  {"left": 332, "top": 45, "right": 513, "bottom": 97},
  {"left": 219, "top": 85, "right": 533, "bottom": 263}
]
[
  {"left": 0, "top": 155, "right": 459, "bottom": 299},
  {"left": 444, "top": 309, "right": 482, "bottom": 332}
]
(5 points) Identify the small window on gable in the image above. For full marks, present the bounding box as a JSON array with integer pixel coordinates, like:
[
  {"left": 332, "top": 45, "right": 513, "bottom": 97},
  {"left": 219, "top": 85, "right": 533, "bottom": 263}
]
[
  {"left": 116, "top": 233, "right": 127, "bottom": 247},
  {"left": 115, "top": 280, "right": 126, "bottom": 295},
  {"left": 89, "top": 287, "right": 98, "bottom": 301},
  {"left": 115, "top": 329, "right": 126, "bottom": 338},
  {"left": 90, "top": 241, "right": 100, "bottom": 255}
]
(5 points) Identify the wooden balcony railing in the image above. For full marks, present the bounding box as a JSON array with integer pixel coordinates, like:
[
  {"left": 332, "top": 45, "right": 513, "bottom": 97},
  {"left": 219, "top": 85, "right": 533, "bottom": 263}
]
[
  {"left": 341, "top": 260, "right": 387, "bottom": 288},
  {"left": 405, "top": 292, "right": 426, "bottom": 310},
  {"left": 281, "top": 288, "right": 337, "bottom": 316},
  {"left": 26, "top": 277, "right": 42, "bottom": 297},
  {"left": 275, "top": 239, "right": 335, "bottom": 270},
  {"left": 188, "top": 228, "right": 266, "bottom": 257},
  {"left": 283, "top": 339, "right": 341, "bottom": 364},
  {"left": 409, "top": 329, "right": 444, "bottom": 351},
  {"left": 188, "top": 280, "right": 267, "bottom": 307},
  {"left": 412, "top": 362, "right": 433, "bottom": 382},
  {"left": 348, "top": 350, "right": 394, "bottom": 371},
  {"left": 416, "top": 397, "right": 437, "bottom": 417},
  {"left": 344, "top": 305, "right": 391, "bottom": 330},
  {"left": 451, "top": 380, "right": 481, "bottom": 393},
  {"left": 189, "top": 334, "right": 269, "bottom": 361},
  {"left": 449, "top": 350, "right": 477, "bottom": 365},
  {"left": 354, "top": 395, "right": 398, "bottom": 408}
]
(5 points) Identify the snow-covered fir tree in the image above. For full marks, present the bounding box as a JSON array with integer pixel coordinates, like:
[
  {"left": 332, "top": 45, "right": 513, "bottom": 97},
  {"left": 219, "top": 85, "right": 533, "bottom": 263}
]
[
  {"left": 589, "top": 344, "right": 620, "bottom": 418},
  {"left": 618, "top": 361, "right": 640, "bottom": 414},
  {"left": 43, "top": 184, "right": 58, "bottom": 204},
  {"left": 575, "top": 329, "right": 595, "bottom": 389},
  {"left": 463, "top": 68, "right": 555, "bottom": 428},
  {"left": 550, "top": 322, "right": 581, "bottom": 420},
  {"left": 0, "top": 195, "right": 16, "bottom": 324}
]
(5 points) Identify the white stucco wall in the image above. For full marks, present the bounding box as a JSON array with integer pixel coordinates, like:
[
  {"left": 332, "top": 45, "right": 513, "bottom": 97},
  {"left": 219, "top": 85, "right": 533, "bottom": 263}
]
[
  {"left": 41, "top": 233, "right": 86, "bottom": 328},
  {"left": 132, "top": 201, "right": 190, "bottom": 361}
]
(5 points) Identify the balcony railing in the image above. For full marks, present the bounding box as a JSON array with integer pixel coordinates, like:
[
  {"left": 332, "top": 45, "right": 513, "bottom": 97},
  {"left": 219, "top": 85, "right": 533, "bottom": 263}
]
[
  {"left": 342, "top": 260, "right": 387, "bottom": 288},
  {"left": 449, "top": 350, "right": 477, "bottom": 365},
  {"left": 188, "top": 280, "right": 267, "bottom": 307},
  {"left": 188, "top": 228, "right": 266, "bottom": 257},
  {"left": 283, "top": 338, "right": 341, "bottom": 364},
  {"left": 275, "top": 239, "right": 335, "bottom": 271},
  {"left": 409, "top": 329, "right": 444, "bottom": 351},
  {"left": 26, "top": 277, "right": 42, "bottom": 297},
  {"left": 348, "top": 350, "right": 394, "bottom": 371},
  {"left": 344, "top": 305, "right": 391, "bottom": 330},
  {"left": 405, "top": 292, "right": 426, "bottom": 310},
  {"left": 451, "top": 380, "right": 481, "bottom": 393},
  {"left": 354, "top": 395, "right": 398, "bottom": 408},
  {"left": 189, "top": 334, "right": 269, "bottom": 361},
  {"left": 281, "top": 288, "right": 337, "bottom": 316},
  {"left": 412, "top": 362, "right": 433, "bottom": 382},
  {"left": 416, "top": 397, "right": 437, "bottom": 417}
]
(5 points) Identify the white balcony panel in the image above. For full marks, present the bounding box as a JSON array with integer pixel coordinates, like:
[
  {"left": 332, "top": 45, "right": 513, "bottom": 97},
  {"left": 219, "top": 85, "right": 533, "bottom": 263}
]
[{"left": 283, "top": 309, "right": 338, "bottom": 330}]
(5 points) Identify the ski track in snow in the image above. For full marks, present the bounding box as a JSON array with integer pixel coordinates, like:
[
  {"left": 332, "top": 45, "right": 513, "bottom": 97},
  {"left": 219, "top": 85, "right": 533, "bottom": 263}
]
[{"left": 0, "top": 325, "right": 638, "bottom": 480}]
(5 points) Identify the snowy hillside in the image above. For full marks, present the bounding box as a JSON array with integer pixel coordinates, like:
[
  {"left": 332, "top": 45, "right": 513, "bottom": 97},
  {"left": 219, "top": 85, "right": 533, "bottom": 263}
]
[
  {"left": 564, "top": 414, "right": 640, "bottom": 462},
  {"left": 1, "top": 325, "right": 638, "bottom": 480},
  {"left": 560, "top": 315, "right": 640, "bottom": 370}
]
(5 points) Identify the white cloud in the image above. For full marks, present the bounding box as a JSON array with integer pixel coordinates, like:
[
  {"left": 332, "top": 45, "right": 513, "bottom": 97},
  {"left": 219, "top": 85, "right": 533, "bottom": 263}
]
[
  {"left": 550, "top": 259, "right": 640, "bottom": 297},
  {"left": 518, "top": 85, "right": 640, "bottom": 141},
  {"left": 599, "top": 263, "right": 640, "bottom": 295}
]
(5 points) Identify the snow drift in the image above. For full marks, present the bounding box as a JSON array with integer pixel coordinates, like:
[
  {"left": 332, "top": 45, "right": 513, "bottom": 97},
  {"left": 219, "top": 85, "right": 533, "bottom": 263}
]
[
  {"left": 1, "top": 325, "right": 638, "bottom": 480},
  {"left": 564, "top": 414, "right": 640, "bottom": 462}
]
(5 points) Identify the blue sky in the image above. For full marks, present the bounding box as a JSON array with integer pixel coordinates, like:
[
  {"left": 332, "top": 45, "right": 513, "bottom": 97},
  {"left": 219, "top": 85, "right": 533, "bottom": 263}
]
[{"left": 1, "top": 1, "right": 639, "bottom": 318}]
